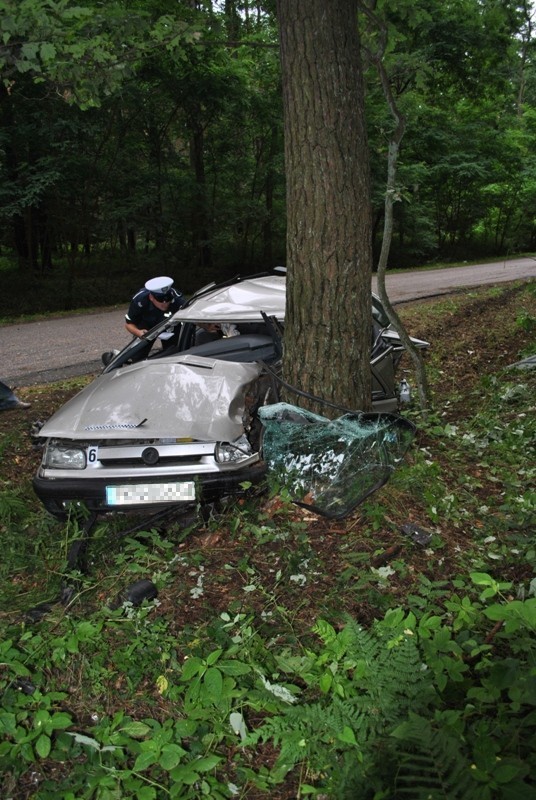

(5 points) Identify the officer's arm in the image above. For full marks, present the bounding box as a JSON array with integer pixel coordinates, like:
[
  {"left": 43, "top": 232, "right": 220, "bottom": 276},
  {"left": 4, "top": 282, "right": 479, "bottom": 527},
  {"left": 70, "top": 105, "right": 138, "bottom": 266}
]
[{"left": 125, "top": 320, "right": 148, "bottom": 338}]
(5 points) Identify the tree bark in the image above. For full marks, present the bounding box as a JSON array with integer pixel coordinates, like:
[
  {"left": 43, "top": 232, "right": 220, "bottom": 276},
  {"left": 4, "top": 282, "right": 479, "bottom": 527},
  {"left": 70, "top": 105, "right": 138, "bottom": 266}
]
[
  {"left": 361, "top": 9, "right": 431, "bottom": 414},
  {"left": 276, "top": 0, "right": 372, "bottom": 413}
]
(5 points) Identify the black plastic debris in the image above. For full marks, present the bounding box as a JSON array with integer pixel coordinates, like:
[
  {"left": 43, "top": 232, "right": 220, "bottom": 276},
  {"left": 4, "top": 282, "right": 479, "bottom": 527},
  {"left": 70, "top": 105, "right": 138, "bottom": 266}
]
[
  {"left": 13, "top": 678, "right": 37, "bottom": 695},
  {"left": 25, "top": 602, "right": 54, "bottom": 623},
  {"left": 126, "top": 579, "right": 158, "bottom": 605},
  {"left": 258, "top": 403, "right": 416, "bottom": 519},
  {"left": 400, "top": 523, "right": 433, "bottom": 547},
  {"left": 111, "top": 579, "right": 159, "bottom": 610}
]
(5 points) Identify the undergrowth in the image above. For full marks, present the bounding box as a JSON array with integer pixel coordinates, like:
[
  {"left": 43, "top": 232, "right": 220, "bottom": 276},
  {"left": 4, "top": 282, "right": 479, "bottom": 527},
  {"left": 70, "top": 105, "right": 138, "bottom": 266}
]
[{"left": 1, "top": 283, "right": 535, "bottom": 799}]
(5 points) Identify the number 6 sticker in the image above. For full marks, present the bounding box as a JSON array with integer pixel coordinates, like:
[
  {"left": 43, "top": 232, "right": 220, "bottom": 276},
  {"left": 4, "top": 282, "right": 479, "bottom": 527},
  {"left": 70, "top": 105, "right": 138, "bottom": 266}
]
[{"left": 87, "top": 446, "right": 99, "bottom": 467}]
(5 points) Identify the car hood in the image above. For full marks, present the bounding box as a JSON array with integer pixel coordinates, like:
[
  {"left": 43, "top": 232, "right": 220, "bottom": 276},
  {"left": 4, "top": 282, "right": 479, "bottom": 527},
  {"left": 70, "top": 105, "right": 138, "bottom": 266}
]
[
  {"left": 172, "top": 274, "right": 286, "bottom": 324},
  {"left": 40, "top": 355, "right": 262, "bottom": 442}
]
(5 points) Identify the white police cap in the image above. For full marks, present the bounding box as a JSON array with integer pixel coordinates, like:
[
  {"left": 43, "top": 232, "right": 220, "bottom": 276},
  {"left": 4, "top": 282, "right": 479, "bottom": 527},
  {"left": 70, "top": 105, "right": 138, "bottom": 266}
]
[{"left": 145, "top": 276, "right": 174, "bottom": 296}]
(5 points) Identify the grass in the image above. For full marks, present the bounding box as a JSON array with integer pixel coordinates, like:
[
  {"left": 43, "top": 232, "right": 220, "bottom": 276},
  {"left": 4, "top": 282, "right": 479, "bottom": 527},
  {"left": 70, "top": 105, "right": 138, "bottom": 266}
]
[{"left": 0, "top": 282, "right": 535, "bottom": 799}]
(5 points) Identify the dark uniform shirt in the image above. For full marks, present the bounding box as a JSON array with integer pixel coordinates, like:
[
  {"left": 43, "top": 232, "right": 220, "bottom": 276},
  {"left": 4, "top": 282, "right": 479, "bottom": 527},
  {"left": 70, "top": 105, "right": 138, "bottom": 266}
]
[{"left": 125, "top": 288, "right": 186, "bottom": 331}]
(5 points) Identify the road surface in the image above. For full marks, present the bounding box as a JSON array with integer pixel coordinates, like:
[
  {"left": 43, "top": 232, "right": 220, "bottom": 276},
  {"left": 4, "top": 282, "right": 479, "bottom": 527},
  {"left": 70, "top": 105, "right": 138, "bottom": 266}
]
[{"left": 1, "top": 257, "right": 534, "bottom": 386}]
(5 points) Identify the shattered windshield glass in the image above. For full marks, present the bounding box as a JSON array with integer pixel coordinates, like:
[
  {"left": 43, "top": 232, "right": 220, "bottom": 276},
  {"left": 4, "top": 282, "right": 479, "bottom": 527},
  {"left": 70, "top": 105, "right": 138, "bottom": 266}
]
[{"left": 258, "top": 403, "right": 416, "bottom": 519}]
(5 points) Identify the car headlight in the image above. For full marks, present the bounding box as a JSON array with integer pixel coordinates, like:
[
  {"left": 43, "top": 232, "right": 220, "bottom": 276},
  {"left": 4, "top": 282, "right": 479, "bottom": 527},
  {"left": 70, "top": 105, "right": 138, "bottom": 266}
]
[
  {"left": 44, "top": 440, "right": 87, "bottom": 470},
  {"left": 214, "top": 434, "right": 253, "bottom": 464}
]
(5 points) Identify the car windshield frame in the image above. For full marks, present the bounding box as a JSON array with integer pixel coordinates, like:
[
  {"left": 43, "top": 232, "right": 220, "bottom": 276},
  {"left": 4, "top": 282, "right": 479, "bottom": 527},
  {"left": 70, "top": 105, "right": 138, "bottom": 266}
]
[{"left": 103, "top": 271, "right": 392, "bottom": 373}]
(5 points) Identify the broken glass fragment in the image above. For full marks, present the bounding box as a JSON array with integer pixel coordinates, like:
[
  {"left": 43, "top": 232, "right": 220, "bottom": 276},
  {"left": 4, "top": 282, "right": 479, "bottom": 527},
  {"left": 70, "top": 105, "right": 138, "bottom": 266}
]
[{"left": 258, "top": 403, "right": 416, "bottom": 518}]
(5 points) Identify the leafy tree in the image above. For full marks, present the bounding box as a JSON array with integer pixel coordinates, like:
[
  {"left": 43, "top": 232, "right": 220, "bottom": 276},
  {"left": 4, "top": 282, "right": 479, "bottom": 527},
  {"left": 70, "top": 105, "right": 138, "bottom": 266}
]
[
  {"left": 364, "top": 0, "right": 535, "bottom": 263},
  {"left": 0, "top": 0, "right": 285, "bottom": 282},
  {"left": 360, "top": 0, "right": 431, "bottom": 411}
]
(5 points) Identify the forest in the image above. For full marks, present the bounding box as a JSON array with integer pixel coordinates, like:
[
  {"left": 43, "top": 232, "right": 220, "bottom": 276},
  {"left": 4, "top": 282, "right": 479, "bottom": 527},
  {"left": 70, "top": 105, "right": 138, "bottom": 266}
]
[{"left": 0, "top": 0, "right": 535, "bottom": 317}]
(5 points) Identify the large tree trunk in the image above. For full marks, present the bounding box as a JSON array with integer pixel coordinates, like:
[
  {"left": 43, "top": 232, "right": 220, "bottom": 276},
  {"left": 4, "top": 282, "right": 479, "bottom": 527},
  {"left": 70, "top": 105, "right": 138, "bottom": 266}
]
[{"left": 276, "top": 0, "right": 372, "bottom": 413}]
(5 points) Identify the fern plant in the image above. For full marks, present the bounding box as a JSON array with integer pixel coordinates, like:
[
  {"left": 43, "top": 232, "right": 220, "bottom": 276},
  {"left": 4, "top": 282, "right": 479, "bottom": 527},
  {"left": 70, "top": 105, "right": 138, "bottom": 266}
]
[
  {"left": 249, "top": 615, "right": 439, "bottom": 796},
  {"left": 0, "top": 485, "right": 29, "bottom": 526},
  {"left": 391, "top": 713, "right": 474, "bottom": 799}
]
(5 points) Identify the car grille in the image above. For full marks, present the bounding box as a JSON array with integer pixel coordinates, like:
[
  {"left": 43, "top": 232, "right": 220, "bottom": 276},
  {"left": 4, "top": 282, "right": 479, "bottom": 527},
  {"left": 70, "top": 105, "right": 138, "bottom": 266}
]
[
  {"left": 93, "top": 441, "right": 215, "bottom": 469},
  {"left": 98, "top": 454, "right": 205, "bottom": 468}
]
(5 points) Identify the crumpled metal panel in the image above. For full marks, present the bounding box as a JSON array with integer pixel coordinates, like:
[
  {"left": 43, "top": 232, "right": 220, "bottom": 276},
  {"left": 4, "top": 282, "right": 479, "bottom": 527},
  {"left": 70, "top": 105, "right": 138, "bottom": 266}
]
[
  {"left": 258, "top": 402, "right": 416, "bottom": 519},
  {"left": 39, "top": 356, "right": 263, "bottom": 442},
  {"left": 172, "top": 275, "right": 286, "bottom": 323}
]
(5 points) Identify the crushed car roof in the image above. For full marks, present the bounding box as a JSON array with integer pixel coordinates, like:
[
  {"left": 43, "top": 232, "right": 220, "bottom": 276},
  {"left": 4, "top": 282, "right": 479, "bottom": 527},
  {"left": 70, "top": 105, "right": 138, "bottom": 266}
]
[{"left": 172, "top": 274, "right": 286, "bottom": 324}]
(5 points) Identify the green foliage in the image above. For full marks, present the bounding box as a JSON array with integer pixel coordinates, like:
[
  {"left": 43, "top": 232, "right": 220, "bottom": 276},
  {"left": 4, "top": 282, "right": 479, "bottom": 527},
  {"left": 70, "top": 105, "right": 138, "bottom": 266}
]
[
  {"left": 248, "top": 593, "right": 536, "bottom": 798},
  {"left": 0, "top": 0, "right": 285, "bottom": 296},
  {"left": 516, "top": 308, "right": 536, "bottom": 333},
  {"left": 250, "top": 615, "right": 437, "bottom": 792},
  {"left": 0, "top": 483, "right": 28, "bottom": 523},
  {"left": 391, "top": 714, "right": 476, "bottom": 798}
]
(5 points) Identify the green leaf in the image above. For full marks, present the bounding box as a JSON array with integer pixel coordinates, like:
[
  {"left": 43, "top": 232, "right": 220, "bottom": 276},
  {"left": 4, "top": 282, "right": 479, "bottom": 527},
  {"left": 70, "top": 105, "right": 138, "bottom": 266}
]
[
  {"left": 40, "top": 42, "right": 56, "bottom": 62},
  {"left": 50, "top": 712, "right": 73, "bottom": 730},
  {"left": 192, "top": 754, "right": 222, "bottom": 772},
  {"left": 21, "top": 42, "right": 39, "bottom": 62},
  {"left": 174, "top": 719, "right": 197, "bottom": 737},
  {"left": 76, "top": 621, "right": 100, "bottom": 641},
  {"left": 136, "top": 788, "right": 156, "bottom": 800},
  {"left": 34, "top": 709, "right": 51, "bottom": 728},
  {"left": 470, "top": 572, "right": 494, "bottom": 586},
  {"left": 21, "top": 742, "right": 34, "bottom": 762},
  {"left": 218, "top": 660, "right": 251, "bottom": 676},
  {"left": 35, "top": 734, "right": 51, "bottom": 759},
  {"left": 494, "top": 763, "right": 522, "bottom": 784},
  {"left": 133, "top": 750, "right": 158, "bottom": 772},
  {"left": 120, "top": 721, "right": 151, "bottom": 739},
  {"left": 484, "top": 599, "right": 536, "bottom": 627},
  {"left": 169, "top": 765, "right": 198, "bottom": 785},
  {"left": 159, "top": 743, "right": 186, "bottom": 771},
  {"left": 383, "top": 607, "right": 406, "bottom": 628},
  {"left": 337, "top": 726, "right": 357, "bottom": 746},
  {"left": 419, "top": 615, "right": 442, "bottom": 631},
  {"left": 181, "top": 657, "right": 203, "bottom": 681},
  {"left": 203, "top": 667, "right": 223, "bottom": 701},
  {"left": 0, "top": 713, "right": 17, "bottom": 735},
  {"left": 66, "top": 635, "right": 79, "bottom": 654},
  {"left": 319, "top": 671, "right": 332, "bottom": 693},
  {"left": 312, "top": 619, "right": 337, "bottom": 644},
  {"left": 205, "top": 649, "right": 223, "bottom": 666}
]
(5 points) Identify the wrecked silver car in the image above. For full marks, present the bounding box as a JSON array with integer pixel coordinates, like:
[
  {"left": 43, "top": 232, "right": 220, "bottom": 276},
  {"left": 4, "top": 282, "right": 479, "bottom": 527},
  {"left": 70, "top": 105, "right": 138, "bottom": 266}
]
[{"left": 33, "top": 272, "right": 428, "bottom": 518}]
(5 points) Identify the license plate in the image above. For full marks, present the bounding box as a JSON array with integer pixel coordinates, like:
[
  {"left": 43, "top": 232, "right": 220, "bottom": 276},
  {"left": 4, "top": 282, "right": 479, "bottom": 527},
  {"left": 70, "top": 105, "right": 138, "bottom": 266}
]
[{"left": 106, "top": 482, "right": 196, "bottom": 506}]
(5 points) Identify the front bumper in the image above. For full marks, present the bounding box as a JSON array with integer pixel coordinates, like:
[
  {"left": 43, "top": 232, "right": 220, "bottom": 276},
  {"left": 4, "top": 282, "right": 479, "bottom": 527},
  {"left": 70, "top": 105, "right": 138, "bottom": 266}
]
[{"left": 33, "top": 462, "right": 267, "bottom": 516}]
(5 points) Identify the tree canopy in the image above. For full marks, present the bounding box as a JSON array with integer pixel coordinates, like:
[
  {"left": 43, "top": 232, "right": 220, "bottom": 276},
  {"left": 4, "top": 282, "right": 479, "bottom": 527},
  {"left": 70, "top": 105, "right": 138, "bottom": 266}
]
[{"left": 0, "top": 0, "right": 534, "bottom": 297}]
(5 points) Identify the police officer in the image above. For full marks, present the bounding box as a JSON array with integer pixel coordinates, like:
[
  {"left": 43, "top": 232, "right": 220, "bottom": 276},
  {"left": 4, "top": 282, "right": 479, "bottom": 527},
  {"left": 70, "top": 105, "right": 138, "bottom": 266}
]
[{"left": 125, "top": 276, "right": 186, "bottom": 340}]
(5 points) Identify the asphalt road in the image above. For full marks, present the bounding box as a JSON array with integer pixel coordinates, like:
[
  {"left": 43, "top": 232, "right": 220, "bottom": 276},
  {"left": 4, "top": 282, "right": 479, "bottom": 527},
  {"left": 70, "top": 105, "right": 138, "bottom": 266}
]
[{"left": 2, "top": 257, "right": 534, "bottom": 387}]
